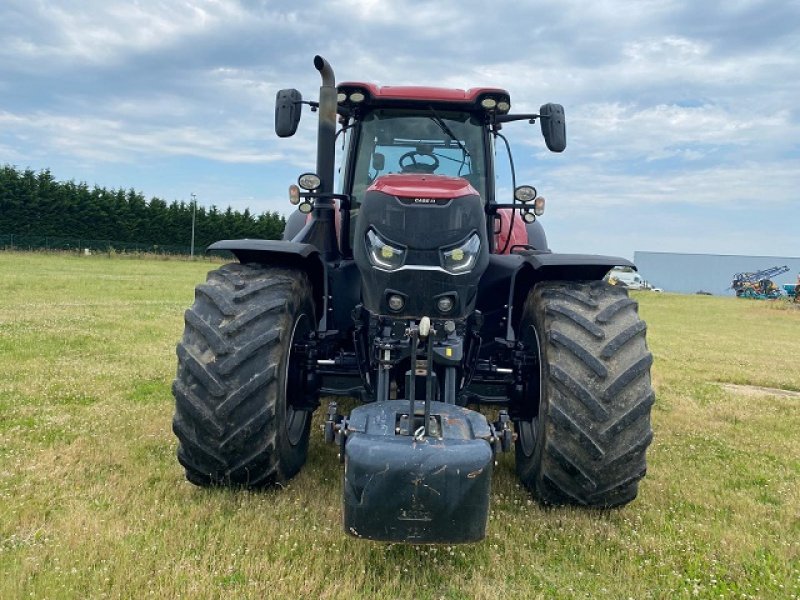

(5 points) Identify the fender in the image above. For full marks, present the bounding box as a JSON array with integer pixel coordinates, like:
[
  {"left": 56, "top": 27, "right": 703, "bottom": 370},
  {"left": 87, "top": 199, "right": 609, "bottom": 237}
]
[
  {"left": 477, "top": 252, "right": 634, "bottom": 343},
  {"left": 523, "top": 252, "right": 634, "bottom": 281},
  {"left": 281, "top": 210, "right": 307, "bottom": 241},
  {"left": 207, "top": 239, "right": 329, "bottom": 330},
  {"left": 524, "top": 220, "right": 549, "bottom": 252}
]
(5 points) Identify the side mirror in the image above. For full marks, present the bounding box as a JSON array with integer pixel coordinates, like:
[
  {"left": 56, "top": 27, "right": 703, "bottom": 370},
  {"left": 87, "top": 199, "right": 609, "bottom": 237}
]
[
  {"left": 275, "top": 89, "right": 302, "bottom": 138},
  {"left": 539, "top": 103, "right": 566, "bottom": 153},
  {"left": 372, "top": 152, "right": 385, "bottom": 171}
]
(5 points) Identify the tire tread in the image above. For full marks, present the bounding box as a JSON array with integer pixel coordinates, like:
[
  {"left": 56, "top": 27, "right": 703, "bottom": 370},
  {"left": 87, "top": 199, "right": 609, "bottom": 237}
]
[
  {"left": 516, "top": 280, "right": 654, "bottom": 508},
  {"left": 172, "top": 263, "right": 313, "bottom": 488}
]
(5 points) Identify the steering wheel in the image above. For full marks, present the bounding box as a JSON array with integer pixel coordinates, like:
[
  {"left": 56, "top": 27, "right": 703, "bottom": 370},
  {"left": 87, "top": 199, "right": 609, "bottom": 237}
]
[{"left": 399, "top": 150, "right": 440, "bottom": 174}]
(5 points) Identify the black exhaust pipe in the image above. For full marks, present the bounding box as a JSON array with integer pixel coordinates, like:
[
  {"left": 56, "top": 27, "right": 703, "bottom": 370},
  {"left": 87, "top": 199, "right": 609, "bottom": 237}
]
[
  {"left": 304, "top": 55, "right": 339, "bottom": 261},
  {"left": 314, "top": 55, "right": 336, "bottom": 196},
  {"left": 294, "top": 55, "right": 340, "bottom": 261}
]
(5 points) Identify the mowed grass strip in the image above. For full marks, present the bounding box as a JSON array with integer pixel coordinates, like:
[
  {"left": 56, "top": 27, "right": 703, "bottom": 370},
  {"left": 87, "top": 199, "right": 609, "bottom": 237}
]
[{"left": 1, "top": 252, "right": 798, "bottom": 599}]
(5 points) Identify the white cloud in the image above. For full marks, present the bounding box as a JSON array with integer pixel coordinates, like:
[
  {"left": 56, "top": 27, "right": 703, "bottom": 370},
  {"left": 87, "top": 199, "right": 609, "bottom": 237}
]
[
  {"left": 0, "top": 109, "right": 276, "bottom": 164},
  {"left": 328, "top": 0, "right": 471, "bottom": 32},
  {"left": 1, "top": 1, "right": 247, "bottom": 66},
  {"left": 623, "top": 35, "right": 709, "bottom": 65},
  {"left": 564, "top": 102, "right": 795, "bottom": 162},
  {"left": 544, "top": 161, "right": 800, "bottom": 209}
]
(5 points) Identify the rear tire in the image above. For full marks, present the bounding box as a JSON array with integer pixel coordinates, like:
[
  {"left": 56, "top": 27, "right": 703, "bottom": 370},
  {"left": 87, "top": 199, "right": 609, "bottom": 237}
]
[
  {"left": 515, "top": 281, "right": 654, "bottom": 507},
  {"left": 172, "top": 263, "right": 315, "bottom": 487}
]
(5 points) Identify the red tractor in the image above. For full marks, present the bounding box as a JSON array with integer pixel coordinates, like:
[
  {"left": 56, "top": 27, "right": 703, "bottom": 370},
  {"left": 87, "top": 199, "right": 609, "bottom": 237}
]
[{"left": 172, "top": 56, "right": 654, "bottom": 543}]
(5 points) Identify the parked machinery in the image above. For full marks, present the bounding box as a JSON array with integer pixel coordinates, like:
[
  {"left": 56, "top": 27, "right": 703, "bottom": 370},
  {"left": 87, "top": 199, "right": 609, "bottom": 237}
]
[
  {"left": 731, "top": 266, "right": 790, "bottom": 299},
  {"left": 784, "top": 275, "right": 800, "bottom": 302}
]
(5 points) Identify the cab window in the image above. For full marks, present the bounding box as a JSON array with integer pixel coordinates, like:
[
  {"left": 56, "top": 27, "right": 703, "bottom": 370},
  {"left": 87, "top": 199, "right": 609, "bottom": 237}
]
[{"left": 350, "top": 110, "right": 487, "bottom": 205}]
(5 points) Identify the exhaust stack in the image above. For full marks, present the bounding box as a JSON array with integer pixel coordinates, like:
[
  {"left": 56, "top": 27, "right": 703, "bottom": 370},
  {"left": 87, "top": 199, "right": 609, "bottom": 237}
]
[
  {"left": 313, "top": 55, "right": 336, "bottom": 197},
  {"left": 296, "top": 55, "right": 340, "bottom": 261}
]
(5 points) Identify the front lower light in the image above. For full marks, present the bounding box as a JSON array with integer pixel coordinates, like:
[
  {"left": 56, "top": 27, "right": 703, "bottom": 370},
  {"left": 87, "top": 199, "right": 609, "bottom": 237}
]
[
  {"left": 387, "top": 294, "right": 405, "bottom": 312},
  {"left": 436, "top": 296, "right": 455, "bottom": 313},
  {"left": 365, "top": 229, "right": 406, "bottom": 271},
  {"left": 441, "top": 233, "right": 481, "bottom": 273}
]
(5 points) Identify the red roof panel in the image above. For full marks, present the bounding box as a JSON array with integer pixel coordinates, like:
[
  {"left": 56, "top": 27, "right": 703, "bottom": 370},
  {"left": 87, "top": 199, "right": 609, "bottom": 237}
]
[{"left": 338, "top": 81, "right": 509, "bottom": 104}]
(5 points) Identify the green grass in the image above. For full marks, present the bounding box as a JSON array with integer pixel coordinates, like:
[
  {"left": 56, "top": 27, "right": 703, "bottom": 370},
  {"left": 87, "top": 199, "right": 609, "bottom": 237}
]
[{"left": 1, "top": 252, "right": 798, "bottom": 599}]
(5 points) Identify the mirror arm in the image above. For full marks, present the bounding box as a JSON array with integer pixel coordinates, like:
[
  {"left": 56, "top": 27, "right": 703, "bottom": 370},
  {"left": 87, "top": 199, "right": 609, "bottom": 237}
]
[{"left": 494, "top": 113, "right": 541, "bottom": 124}]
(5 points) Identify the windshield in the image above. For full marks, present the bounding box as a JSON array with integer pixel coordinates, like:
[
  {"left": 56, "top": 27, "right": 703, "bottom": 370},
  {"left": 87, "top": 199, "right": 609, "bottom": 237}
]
[{"left": 350, "top": 109, "right": 487, "bottom": 205}]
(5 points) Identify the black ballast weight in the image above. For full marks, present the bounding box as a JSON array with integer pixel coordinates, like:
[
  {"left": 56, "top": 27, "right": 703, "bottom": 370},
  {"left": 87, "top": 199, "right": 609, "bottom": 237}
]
[{"left": 343, "top": 401, "right": 493, "bottom": 543}]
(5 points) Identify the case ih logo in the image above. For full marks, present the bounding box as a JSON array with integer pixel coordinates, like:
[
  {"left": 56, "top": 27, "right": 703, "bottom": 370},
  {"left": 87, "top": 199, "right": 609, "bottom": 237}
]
[{"left": 398, "top": 196, "right": 451, "bottom": 206}]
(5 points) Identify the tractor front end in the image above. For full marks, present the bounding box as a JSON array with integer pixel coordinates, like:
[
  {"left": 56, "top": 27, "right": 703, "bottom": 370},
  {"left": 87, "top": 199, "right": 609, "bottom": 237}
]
[
  {"left": 324, "top": 172, "right": 509, "bottom": 543},
  {"left": 174, "top": 55, "right": 654, "bottom": 548}
]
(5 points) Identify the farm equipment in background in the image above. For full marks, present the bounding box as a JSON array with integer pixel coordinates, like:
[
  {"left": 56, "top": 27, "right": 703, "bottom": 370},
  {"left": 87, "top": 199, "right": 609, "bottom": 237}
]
[
  {"left": 731, "top": 265, "right": 789, "bottom": 299},
  {"left": 172, "top": 56, "right": 654, "bottom": 543},
  {"left": 784, "top": 277, "right": 800, "bottom": 303}
]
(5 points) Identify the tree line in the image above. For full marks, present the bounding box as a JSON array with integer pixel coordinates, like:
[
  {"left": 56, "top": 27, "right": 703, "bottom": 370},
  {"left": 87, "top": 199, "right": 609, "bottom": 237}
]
[{"left": 0, "top": 166, "right": 286, "bottom": 248}]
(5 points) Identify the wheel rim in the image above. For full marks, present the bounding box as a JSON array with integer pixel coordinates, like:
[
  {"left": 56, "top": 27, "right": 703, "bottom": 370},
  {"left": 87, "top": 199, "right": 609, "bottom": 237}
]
[
  {"left": 284, "top": 312, "right": 311, "bottom": 446},
  {"left": 518, "top": 321, "right": 544, "bottom": 458}
]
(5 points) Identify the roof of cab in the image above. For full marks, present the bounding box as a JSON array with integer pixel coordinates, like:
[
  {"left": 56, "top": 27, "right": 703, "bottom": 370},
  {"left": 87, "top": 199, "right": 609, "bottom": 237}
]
[{"left": 338, "top": 81, "right": 510, "bottom": 105}]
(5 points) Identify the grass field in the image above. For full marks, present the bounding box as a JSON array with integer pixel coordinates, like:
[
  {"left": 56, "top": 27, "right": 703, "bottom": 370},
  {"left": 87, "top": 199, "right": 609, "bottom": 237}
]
[{"left": 1, "top": 252, "right": 798, "bottom": 599}]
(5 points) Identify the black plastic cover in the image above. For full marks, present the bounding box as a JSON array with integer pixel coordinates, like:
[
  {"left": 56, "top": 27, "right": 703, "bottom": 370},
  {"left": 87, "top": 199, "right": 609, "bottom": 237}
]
[
  {"left": 539, "top": 103, "right": 566, "bottom": 152},
  {"left": 523, "top": 252, "right": 634, "bottom": 279},
  {"left": 525, "top": 219, "right": 549, "bottom": 252},
  {"left": 275, "top": 89, "right": 303, "bottom": 138},
  {"left": 353, "top": 187, "right": 490, "bottom": 317},
  {"left": 343, "top": 401, "right": 493, "bottom": 543}
]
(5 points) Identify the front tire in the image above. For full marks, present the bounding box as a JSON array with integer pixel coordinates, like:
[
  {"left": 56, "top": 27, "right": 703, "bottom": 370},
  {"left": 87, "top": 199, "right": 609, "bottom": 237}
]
[
  {"left": 172, "top": 263, "right": 315, "bottom": 488},
  {"left": 515, "top": 281, "right": 654, "bottom": 507}
]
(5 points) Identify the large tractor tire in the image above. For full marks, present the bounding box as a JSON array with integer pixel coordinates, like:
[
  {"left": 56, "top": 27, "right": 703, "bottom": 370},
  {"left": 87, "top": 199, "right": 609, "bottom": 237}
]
[
  {"left": 172, "top": 263, "right": 315, "bottom": 488},
  {"left": 515, "top": 281, "right": 654, "bottom": 507}
]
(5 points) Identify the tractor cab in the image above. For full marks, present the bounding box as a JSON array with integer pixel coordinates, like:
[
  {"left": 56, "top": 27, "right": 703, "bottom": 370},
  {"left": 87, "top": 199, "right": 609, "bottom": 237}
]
[
  {"left": 279, "top": 77, "right": 564, "bottom": 258},
  {"left": 336, "top": 83, "right": 505, "bottom": 210}
]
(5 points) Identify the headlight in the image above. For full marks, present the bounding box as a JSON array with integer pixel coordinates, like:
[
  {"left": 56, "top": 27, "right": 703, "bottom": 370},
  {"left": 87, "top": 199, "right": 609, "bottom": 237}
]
[
  {"left": 441, "top": 233, "right": 481, "bottom": 273},
  {"left": 298, "top": 172, "right": 321, "bottom": 191},
  {"left": 514, "top": 185, "right": 537, "bottom": 203},
  {"left": 365, "top": 229, "right": 406, "bottom": 271}
]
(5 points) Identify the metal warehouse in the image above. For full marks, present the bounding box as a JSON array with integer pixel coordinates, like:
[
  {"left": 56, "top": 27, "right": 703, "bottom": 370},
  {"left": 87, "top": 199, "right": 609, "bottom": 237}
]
[{"left": 633, "top": 251, "right": 800, "bottom": 296}]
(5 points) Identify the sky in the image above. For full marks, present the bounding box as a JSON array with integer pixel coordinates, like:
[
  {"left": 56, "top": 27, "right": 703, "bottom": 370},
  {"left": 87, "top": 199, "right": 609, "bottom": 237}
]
[{"left": 1, "top": 0, "right": 799, "bottom": 260}]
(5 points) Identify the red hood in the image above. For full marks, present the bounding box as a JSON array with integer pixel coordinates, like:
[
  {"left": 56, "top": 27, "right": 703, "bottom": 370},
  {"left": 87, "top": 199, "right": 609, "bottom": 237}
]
[{"left": 368, "top": 174, "right": 477, "bottom": 199}]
